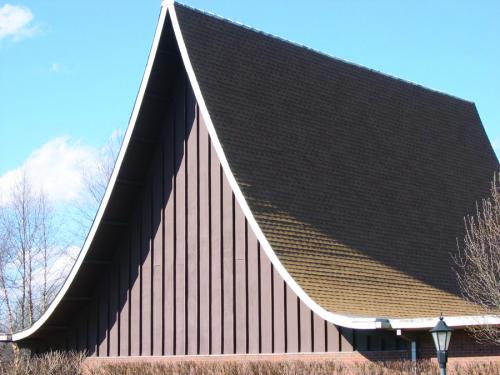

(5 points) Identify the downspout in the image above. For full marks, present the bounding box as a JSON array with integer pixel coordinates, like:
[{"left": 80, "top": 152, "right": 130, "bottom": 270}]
[{"left": 397, "top": 329, "right": 417, "bottom": 362}]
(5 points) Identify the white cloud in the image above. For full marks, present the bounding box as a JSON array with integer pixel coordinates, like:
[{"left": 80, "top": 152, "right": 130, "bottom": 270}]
[
  {"left": 110, "top": 127, "right": 124, "bottom": 141},
  {"left": 0, "top": 4, "right": 37, "bottom": 41},
  {"left": 0, "top": 136, "right": 98, "bottom": 207},
  {"left": 51, "top": 62, "right": 60, "bottom": 72},
  {"left": 31, "top": 244, "right": 80, "bottom": 294}
]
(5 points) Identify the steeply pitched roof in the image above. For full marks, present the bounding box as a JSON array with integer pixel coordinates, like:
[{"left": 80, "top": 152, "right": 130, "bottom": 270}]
[
  {"left": 3, "top": 3, "right": 498, "bottom": 344},
  {"left": 174, "top": 3, "right": 498, "bottom": 319}
]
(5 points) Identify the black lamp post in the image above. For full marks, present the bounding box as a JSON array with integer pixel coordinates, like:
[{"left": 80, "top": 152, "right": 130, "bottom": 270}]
[{"left": 430, "top": 316, "right": 453, "bottom": 375}]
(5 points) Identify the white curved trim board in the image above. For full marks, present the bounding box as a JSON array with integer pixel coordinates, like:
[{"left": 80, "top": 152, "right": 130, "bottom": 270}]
[{"left": 4, "top": 6, "right": 170, "bottom": 343}]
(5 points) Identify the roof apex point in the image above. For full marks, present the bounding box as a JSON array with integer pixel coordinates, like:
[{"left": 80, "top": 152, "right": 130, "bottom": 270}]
[{"left": 161, "top": 0, "right": 174, "bottom": 7}]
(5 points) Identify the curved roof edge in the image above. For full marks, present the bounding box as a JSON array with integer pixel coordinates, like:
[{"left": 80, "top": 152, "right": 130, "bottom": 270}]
[
  {"left": 1, "top": 3, "right": 498, "bottom": 343},
  {"left": 2, "top": 5, "right": 170, "bottom": 343}
]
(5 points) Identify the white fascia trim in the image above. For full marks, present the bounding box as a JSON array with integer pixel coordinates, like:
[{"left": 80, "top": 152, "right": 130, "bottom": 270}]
[
  {"left": 390, "top": 315, "right": 500, "bottom": 330},
  {"left": 0, "top": 334, "right": 12, "bottom": 342},
  {"left": 5, "top": 6, "right": 170, "bottom": 343},
  {"left": 167, "top": 3, "right": 388, "bottom": 331}
]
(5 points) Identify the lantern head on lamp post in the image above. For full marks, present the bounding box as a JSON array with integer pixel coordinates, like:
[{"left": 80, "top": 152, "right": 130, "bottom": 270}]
[{"left": 430, "top": 316, "right": 453, "bottom": 375}]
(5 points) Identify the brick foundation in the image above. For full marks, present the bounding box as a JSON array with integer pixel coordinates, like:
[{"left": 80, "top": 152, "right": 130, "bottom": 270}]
[
  {"left": 84, "top": 350, "right": 405, "bottom": 366},
  {"left": 83, "top": 329, "right": 500, "bottom": 367},
  {"left": 417, "top": 329, "right": 500, "bottom": 360}
]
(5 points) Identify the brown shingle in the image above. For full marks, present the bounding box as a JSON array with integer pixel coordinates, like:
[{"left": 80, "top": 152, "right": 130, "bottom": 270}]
[{"left": 174, "top": 3, "right": 498, "bottom": 319}]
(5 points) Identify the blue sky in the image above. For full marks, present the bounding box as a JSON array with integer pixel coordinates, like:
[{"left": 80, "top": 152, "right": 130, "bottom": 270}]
[{"left": 0, "top": 0, "right": 499, "bottom": 190}]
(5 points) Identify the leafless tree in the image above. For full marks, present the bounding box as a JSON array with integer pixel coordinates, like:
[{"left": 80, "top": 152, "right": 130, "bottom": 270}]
[
  {"left": 455, "top": 173, "right": 500, "bottom": 345},
  {"left": 0, "top": 172, "right": 71, "bottom": 334},
  {"left": 72, "top": 130, "right": 123, "bottom": 241},
  {"left": 0, "top": 131, "right": 123, "bottom": 361}
]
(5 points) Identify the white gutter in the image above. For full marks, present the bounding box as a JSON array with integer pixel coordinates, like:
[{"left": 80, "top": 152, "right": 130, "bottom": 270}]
[{"left": 390, "top": 314, "right": 500, "bottom": 330}]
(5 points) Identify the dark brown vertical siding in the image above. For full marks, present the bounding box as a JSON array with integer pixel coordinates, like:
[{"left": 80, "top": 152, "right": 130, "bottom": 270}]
[
  {"left": 141, "top": 187, "right": 152, "bottom": 356},
  {"left": 234, "top": 206, "right": 247, "bottom": 354},
  {"left": 87, "top": 300, "right": 97, "bottom": 356},
  {"left": 152, "top": 150, "right": 164, "bottom": 356},
  {"left": 273, "top": 270, "right": 285, "bottom": 353},
  {"left": 109, "top": 260, "right": 119, "bottom": 356},
  {"left": 209, "top": 144, "right": 222, "bottom": 355},
  {"left": 247, "top": 229, "right": 259, "bottom": 354},
  {"left": 340, "top": 327, "right": 354, "bottom": 352},
  {"left": 164, "top": 106, "right": 175, "bottom": 356},
  {"left": 186, "top": 87, "right": 198, "bottom": 355},
  {"left": 260, "top": 246, "right": 272, "bottom": 354},
  {"left": 66, "top": 78, "right": 356, "bottom": 357},
  {"left": 198, "top": 111, "right": 211, "bottom": 355},
  {"left": 77, "top": 314, "right": 87, "bottom": 352},
  {"left": 313, "top": 313, "right": 326, "bottom": 352},
  {"left": 222, "top": 176, "right": 234, "bottom": 354},
  {"left": 327, "top": 323, "right": 340, "bottom": 352},
  {"left": 119, "top": 239, "right": 130, "bottom": 356},
  {"left": 98, "top": 280, "right": 108, "bottom": 356},
  {"left": 130, "top": 212, "right": 141, "bottom": 356},
  {"left": 299, "top": 301, "right": 312, "bottom": 352},
  {"left": 175, "top": 75, "right": 187, "bottom": 355},
  {"left": 285, "top": 287, "right": 299, "bottom": 353}
]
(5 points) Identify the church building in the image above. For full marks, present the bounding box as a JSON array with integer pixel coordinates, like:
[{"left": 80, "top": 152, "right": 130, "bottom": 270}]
[{"left": 1, "top": 1, "right": 499, "bottom": 362}]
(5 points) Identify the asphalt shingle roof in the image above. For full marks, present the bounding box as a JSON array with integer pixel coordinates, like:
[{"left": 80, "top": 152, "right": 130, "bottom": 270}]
[{"left": 175, "top": 3, "right": 498, "bottom": 319}]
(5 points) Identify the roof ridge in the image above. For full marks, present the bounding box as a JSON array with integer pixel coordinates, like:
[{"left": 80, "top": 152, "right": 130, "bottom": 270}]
[{"left": 174, "top": 1, "right": 474, "bottom": 105}]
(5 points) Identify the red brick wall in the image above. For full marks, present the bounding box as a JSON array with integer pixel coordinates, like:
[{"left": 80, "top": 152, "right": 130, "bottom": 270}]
[{"left": 416, "top": 329, "right": 500, "bottom": 360}]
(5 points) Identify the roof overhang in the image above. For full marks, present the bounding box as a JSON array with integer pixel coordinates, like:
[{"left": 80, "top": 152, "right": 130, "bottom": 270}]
[{"left": 390, "top": 314, "right": 500, "bottom": 330}]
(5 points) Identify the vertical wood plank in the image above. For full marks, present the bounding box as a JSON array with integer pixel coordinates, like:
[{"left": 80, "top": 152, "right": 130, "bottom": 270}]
[
  {"left": 174, "top": 76, "right": 187, "bottom": 355},
  {"left": 285, "top": 287, "right": 299, "bottom": 353},
  {"left": 234, "top": 205, "right": 246, "bottom": 354},
  {"left": 108, "top": 258, "right": 119, "bottom": 356},
  {"left": 260, "top": 246, "right": 272, "bottom": 354},
  {"left": 68, "top": 329, "right": 77, "bottom": 351},
  {"left": 340, "top": 327, "right": 354, "bottom": 352},
  {"left": 119, "top": 238, "right": 130, "bottom": 356},
  {"left": 355, "top": 331, "right": 369, "bottom": 351},
  {"left": 87, "top": 300, "right": 97, "bottom": 356},
  {"left": 152, "top": 149, "right": 164, "bottom": 356},
  {"left": 141, "top": 190, "right": 152, "bottom": 356},
  {"left": 98, "top": 280, "right": 108, "bottom": 356},
  {"left": 299, "top": 300, "right": 312, "bottom": 352},
  {"left": 186, "top": 88, "right": 198, "bottom": 355},
  {"left": 198, "top": 110, "right": 210, "bottom": 355},
  {"left": 130, "top": 213, "right": 141, "bottom": 356},
  {"left": 222, "top": 176, "right": 234, "bottom": 354},
  {"left": 313, "top": 313, "right": 326, "bottom": 352},
  {"left": 77, "top": 314, "right": 87, "bottom": 352},
  {"left": 210, "top": 146, "right": 222, "bottom": 355},
  {"left": 326, "top": 323, "right": 340, "bottom": 352},
  {"left": 164, "top": 105, "right": 175, "bottom": 355},
  {"left": 273, "top": 269, "right": 285, "bottom": 353},
  {"left": 247, "top": 229, "right": 259, "bottom": 354}
]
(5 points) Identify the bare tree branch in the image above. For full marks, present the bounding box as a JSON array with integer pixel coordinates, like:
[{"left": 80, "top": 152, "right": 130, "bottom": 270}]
[{"left": 455, "top": 173, "right": 500, "bottom": 345}]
